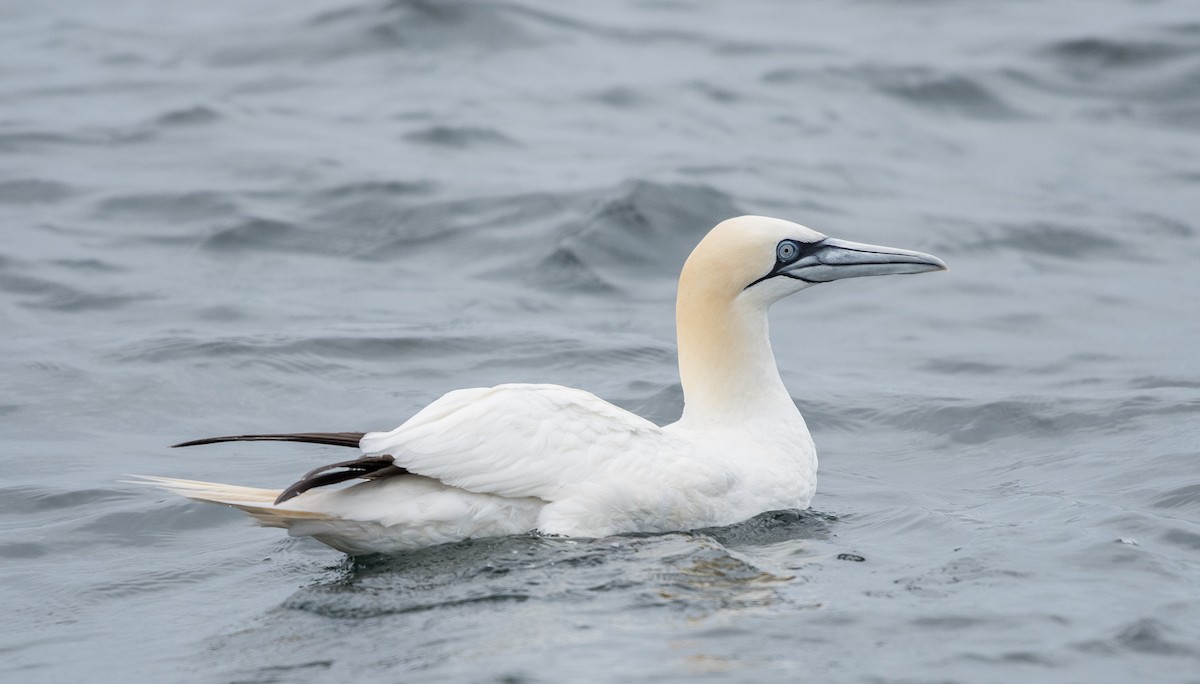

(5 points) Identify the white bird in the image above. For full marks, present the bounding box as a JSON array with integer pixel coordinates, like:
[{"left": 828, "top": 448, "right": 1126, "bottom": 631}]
[{"left": 141, "top": 216, "right": 945, "bottom": 555}]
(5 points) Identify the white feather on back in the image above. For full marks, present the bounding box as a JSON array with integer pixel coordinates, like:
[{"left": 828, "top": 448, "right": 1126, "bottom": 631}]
[{"left": 359, "top": 383, "right": 665, "bottom": 501}]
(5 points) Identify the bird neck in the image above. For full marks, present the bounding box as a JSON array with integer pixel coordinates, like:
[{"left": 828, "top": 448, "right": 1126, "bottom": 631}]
[{"left": 674, "top": 286, "right": 798, "bottom": 428}]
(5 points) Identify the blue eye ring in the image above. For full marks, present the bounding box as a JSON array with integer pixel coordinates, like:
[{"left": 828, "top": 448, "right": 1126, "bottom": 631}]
[{"left": 777, "top": 241, "right": 799, "bottom": 262}]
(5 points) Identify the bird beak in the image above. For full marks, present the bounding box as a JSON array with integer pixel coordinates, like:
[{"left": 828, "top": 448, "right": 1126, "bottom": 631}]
[{"left": 779, "top": 238, "right": 947, "bottom": 283}]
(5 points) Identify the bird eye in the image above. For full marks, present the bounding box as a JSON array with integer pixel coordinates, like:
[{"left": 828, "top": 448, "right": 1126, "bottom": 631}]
[{"left": 777, "top": 241, "right": 798, "bottom": 262}]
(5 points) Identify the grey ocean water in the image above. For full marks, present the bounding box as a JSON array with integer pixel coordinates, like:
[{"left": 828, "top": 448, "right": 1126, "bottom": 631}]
[{"left": 3, "top": 0, "right": 1199, "bottom": 681}]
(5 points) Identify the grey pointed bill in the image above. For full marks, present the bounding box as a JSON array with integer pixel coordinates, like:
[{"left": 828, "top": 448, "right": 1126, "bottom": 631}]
[{"left": 781, "top": 238, "right": 947, "bottom": 283}]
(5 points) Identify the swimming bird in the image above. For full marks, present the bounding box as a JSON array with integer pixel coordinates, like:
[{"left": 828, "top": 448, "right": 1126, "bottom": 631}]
[{"left": 141, "top": 216, "right": 945, "bottom": 555}]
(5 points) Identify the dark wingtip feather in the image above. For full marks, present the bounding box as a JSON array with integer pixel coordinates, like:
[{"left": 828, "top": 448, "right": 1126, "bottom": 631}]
[
  {"left": 171, "top": 432, "right": 367, "bottom": 449},
  {"left": 274, "top": 457, "right": 404, "bottom": 504}
]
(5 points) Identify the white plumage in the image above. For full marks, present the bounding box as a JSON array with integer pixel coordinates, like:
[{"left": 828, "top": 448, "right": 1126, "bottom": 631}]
[{"left": 142, "top": 216, "right": 945, "bottom": 555}]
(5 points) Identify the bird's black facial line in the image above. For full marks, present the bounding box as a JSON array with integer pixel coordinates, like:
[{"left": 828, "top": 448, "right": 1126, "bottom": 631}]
[{"left": 744, "top": 238, "right": 827, "bottom": 290}]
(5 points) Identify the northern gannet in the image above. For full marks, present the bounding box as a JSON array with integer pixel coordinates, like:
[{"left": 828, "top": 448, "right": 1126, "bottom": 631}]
[{"left": 142, "top": 216, "right": 945, "bottom": 555}]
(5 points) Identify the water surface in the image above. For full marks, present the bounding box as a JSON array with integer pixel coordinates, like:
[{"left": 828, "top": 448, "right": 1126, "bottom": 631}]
[{"left": 2, "top": 0, "right": 1199, "bottom": 681}]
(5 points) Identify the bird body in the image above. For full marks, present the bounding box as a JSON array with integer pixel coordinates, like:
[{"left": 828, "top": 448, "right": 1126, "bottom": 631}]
[{"left": 145, "top": 216, "right": 944, "bottom": 555}]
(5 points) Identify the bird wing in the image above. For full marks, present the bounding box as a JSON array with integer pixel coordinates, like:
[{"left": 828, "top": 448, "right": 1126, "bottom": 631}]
[{"left": 358, "top": 383, "right": 666, "bottom": 501}]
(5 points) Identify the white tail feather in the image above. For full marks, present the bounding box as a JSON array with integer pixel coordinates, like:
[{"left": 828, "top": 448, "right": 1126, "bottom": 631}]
[{"left": 127, "top": 475, "right": 337, "bottom": 528}]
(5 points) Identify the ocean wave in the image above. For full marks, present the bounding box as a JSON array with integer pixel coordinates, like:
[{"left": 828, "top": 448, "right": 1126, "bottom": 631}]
[
  {"left": 108, "top": 333, "right": 481, "bottom": 364},
  {"left": 851, "top": 65, "right": 1024, "bottom": 120},
  {"left": 1015, "top": 26, "right": 1200, "bottom": 128},
  {"left": 403, "top": 125, "right": 520, "bottom": 148},
  {"left": 1076, "top": 618, "right": 1199, "bottom": 658},
  {"left": 764, "top": 64, "right": 1024, "bottom": 120},
  {"left": 936, "top": 221, "right": 1127, "bottom": 259},
  {"left": 543, "top": 180, "right": 741, "bottom": 284},
  {"left": 0, "top": 269, "right": 144, "bottom": 312},
  {"left": 0, "top": 179, "right": 75, "bottom": 204},
  {"left": 95, "top": 191, "right": 241, "bottom": 223}
]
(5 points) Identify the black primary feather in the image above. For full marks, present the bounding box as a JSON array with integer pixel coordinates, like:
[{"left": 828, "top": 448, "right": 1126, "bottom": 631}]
[
  {"left": 274, "top": 456, "right": 407, "bottom": 504},
  {"left": 170, "top": 431, "right": 409, "bottom": 503},
  {"left": 172, "top": 432, "right": 367, "bottom": 449}
]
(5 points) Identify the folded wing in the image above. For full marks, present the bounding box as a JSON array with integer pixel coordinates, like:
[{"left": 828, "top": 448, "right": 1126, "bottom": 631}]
[{"left": 359, "top": 383, "right": 665, "bottom": 501}]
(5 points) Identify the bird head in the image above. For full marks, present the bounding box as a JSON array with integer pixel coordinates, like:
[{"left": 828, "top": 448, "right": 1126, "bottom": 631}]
[{"left": 680, "top": 215, "right": 947, "bottom": 309}]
